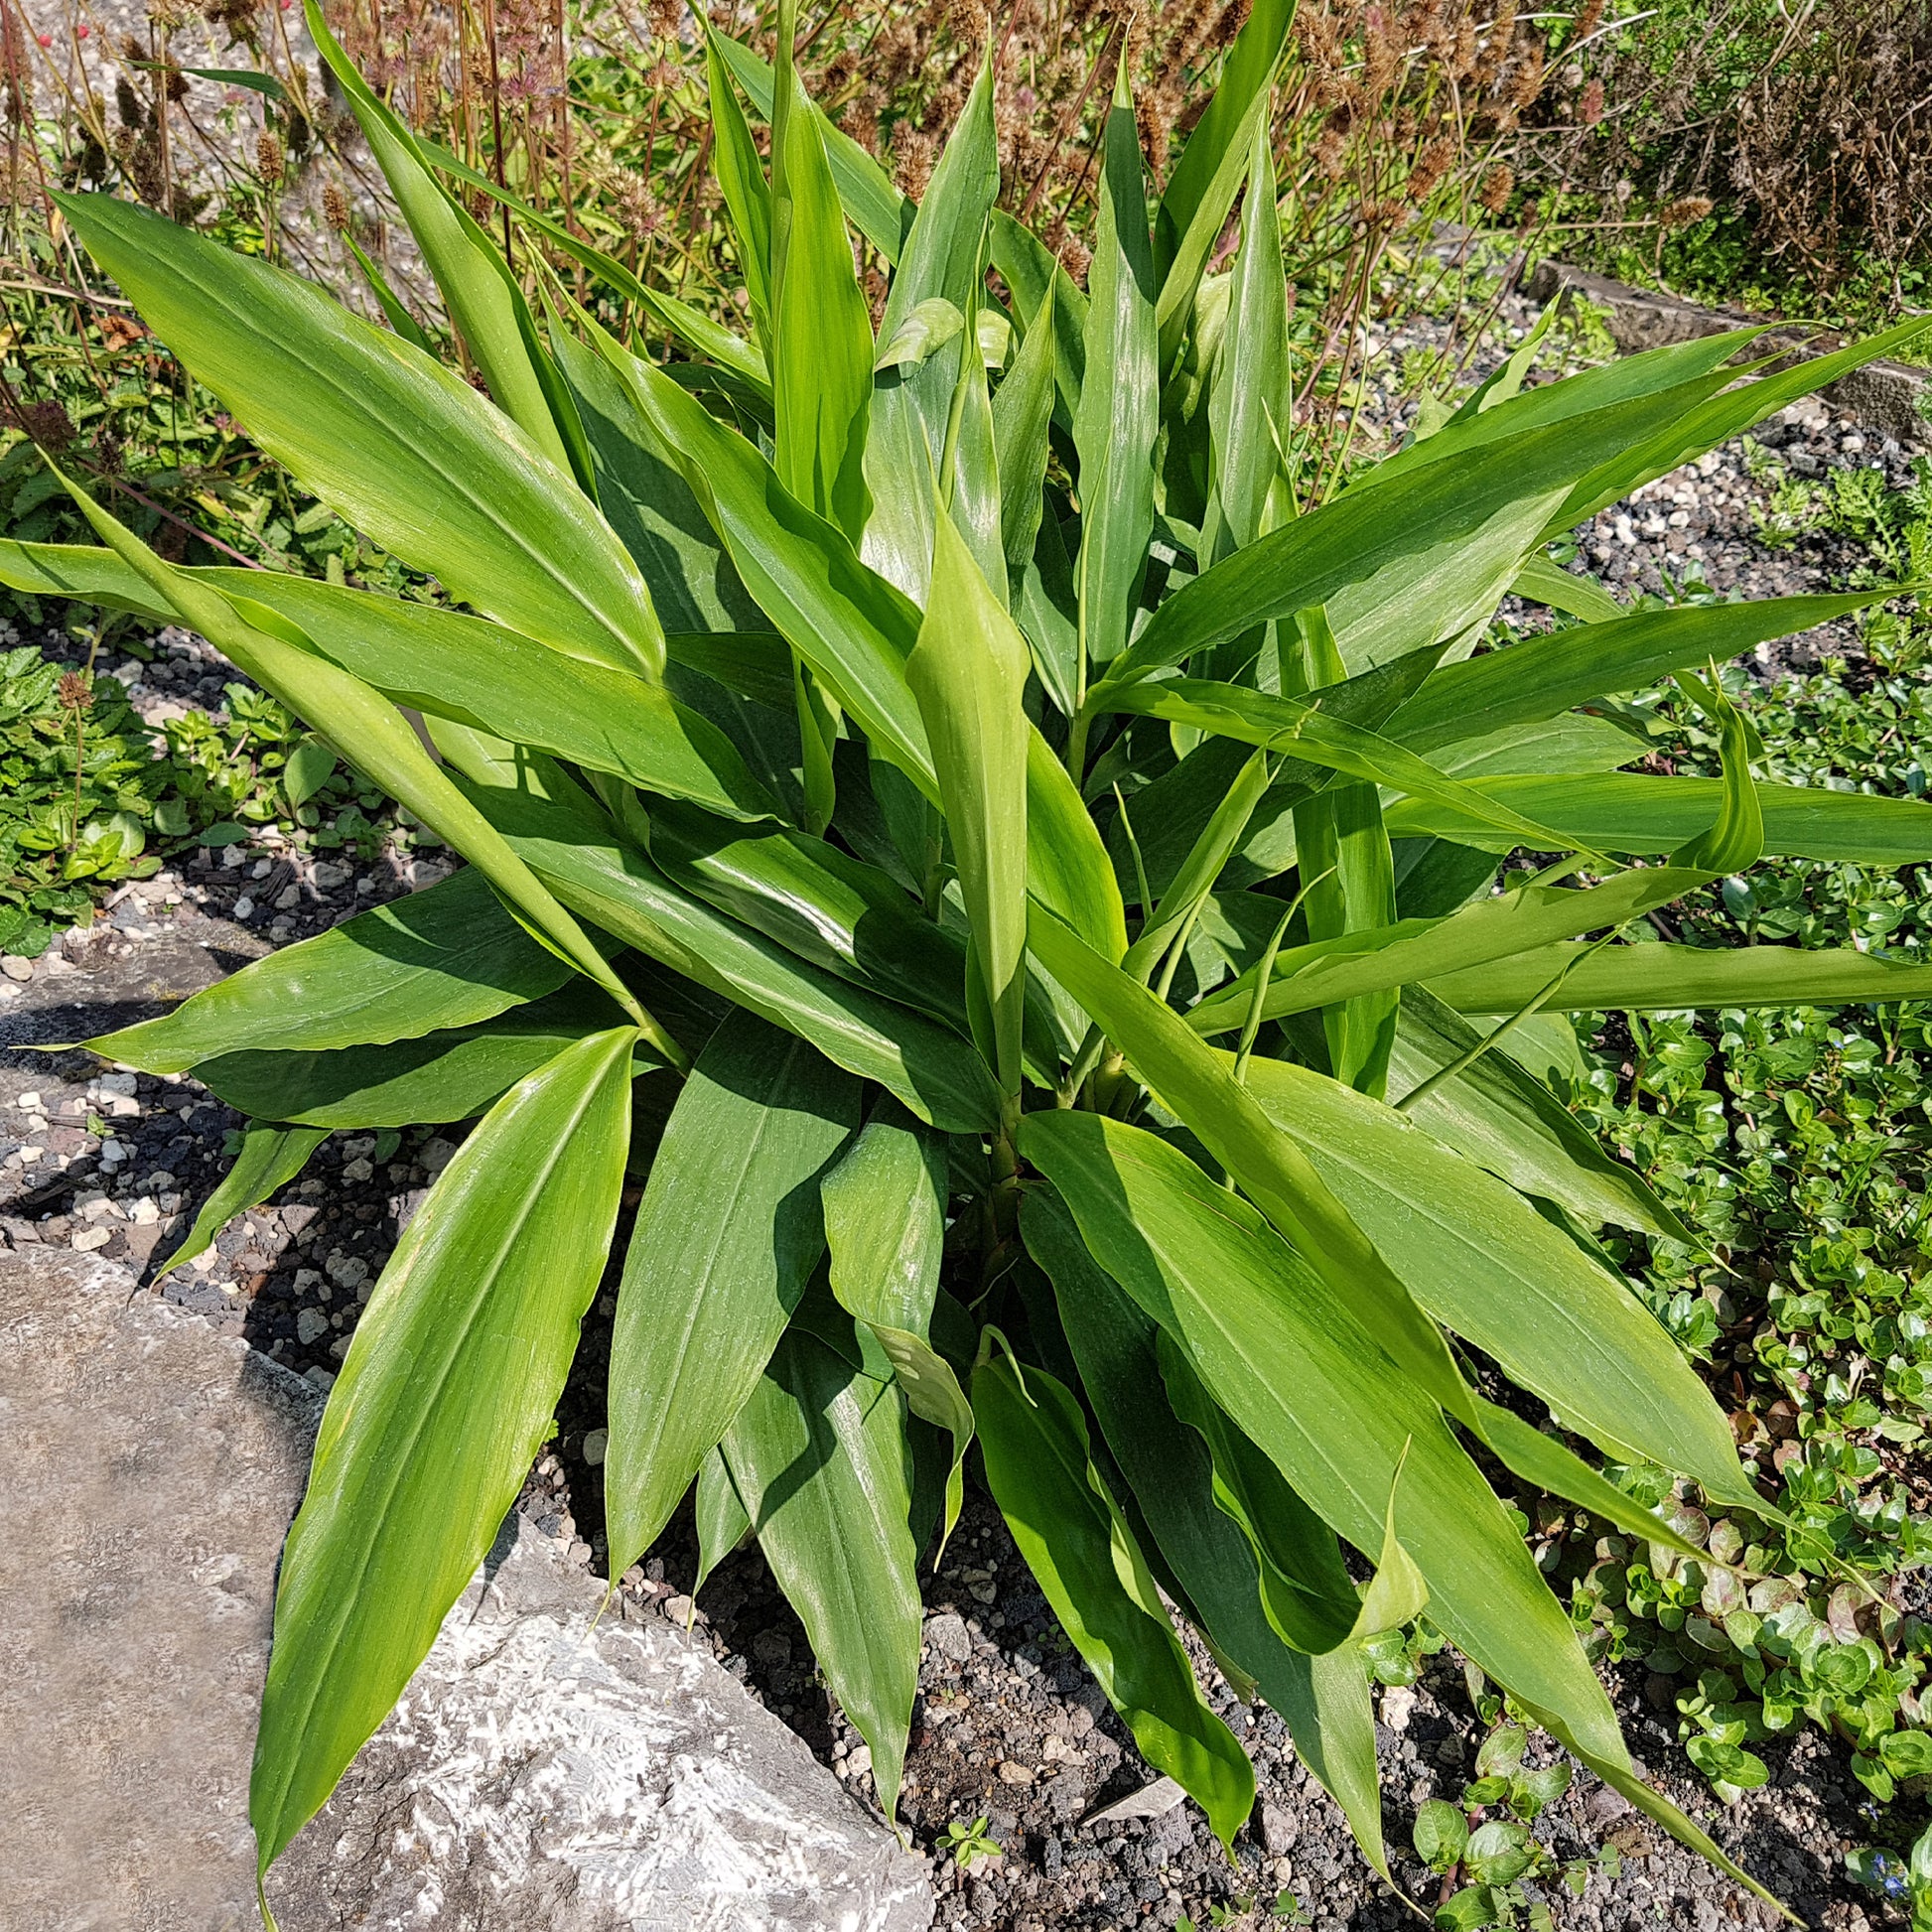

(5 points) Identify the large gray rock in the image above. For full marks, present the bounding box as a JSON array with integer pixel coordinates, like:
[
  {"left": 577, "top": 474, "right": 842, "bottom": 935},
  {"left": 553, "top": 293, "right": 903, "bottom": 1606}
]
[
  {"left": 0, "top": 1246, "right": 933, "bottom": 1932},
  {"left": 0, "top": 1245, "right": 318, "bottom": 1932}
]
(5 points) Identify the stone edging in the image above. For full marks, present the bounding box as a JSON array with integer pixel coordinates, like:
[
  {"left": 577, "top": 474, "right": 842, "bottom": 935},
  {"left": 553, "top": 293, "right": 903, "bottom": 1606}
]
[{"left": 1525, "top": 258, "right": 1929, "bottom": 448}]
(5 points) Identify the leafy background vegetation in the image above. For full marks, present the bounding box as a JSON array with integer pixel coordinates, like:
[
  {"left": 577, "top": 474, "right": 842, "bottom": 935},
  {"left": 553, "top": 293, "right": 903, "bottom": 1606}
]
[{"left": 5, "top": 1, "right": 1932, "bottom": 1926}]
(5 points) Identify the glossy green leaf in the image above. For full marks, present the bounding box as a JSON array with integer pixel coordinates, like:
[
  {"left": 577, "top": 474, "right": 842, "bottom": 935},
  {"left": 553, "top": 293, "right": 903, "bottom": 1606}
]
[
  {"left": 1429, "top": 939, "right": 1932, "bottom": 1014},
  {"left": 197, "top": 981, "right": 641, "bottom": 1129},
  {"left": 159, "top": 1121, "right": 329, "bottom": 1278},
  {"left": 440, "top": 739, "right": 1005, "bottom": 1130},
  {"left": 1204, "top": 112, "right": 1291, "bottom": 561},
  {"left": 1387, "top": 593, "right": 1910, "bottom": 756},
  {"left": 723, "top": 1324, "right": 921, "bottom": 1821},
  {"left": 605, "top": 1015, "right": 859, "bottom": 1579},
  {"left": 306, "top": 0, "right": 588, "bottom": 485},
  {"left": 0, "top": 543, "right": 774, "bottom": 821},
  {"left": 908, "top": 510, "right": 1032, "bottom": 1089},
  {"left": 705, "top": 27, "right": 773, "bottom": 331},
  {"left": 768, "top": 0, "right": 873, "bottom": 543},
  {"left": 1509, "top": 552, "right": 1624, "bottom": 622},
  {"left": 1387, "top": 771, "right": 1932, "bottom": 867},
  {"left": 55, "top": 194, "right": 664, "bottom": 682},
  {"left": 1027, "top": 728, "right": 1130, "bottom": 964},
  {"left": 1236, "top": 1051, "right": 1752, "bottom": 1503},
  {"left": 973, "top": 1351, "right": 1256, "bottom": 1848},
  {"left": 1188, "top": 863, "right": 1719, "bottom": 1036},
  {"left": 822, "top": 1101, "right": 972, "bottom": 1549},
  {"left": 1103, "top": 372, "right": 1768, "bottom": 691},
  {"left": 59, "top": 478, "right": 660, "bottom": 1047},
  {"left": 91, "top": 865, "right": 568, "bottom": 1074},
  {"left": 1154, "top": 86, "right": 1266, "bottom": 373},
  {"left": 992, "top": 283, "right": 1059, "bottom": 586},
  {"left": 424, "top": 138, "right": 769, "bottom": 391},
  {"left": 1385, "top": 986, "right": 1692, "bottom": 1242},
  {"left": 1016, "top": 1111, "right": 1627, "bottom": 1764},
  {"left": 1072, "top": 69, "right": 1159, "bottom": 676},
  {"left": 251, "top": 1027, "right": 635, "bottom": 1882},
  {"left": 1154, "top": 0, "right": 1294, "bottom": 284},
  {"left": 863, "top": 57, "right": 999, "bottom": 602},
  {"left": 1022, "top": 1188, "right": 1391, "bottom": 1873}
]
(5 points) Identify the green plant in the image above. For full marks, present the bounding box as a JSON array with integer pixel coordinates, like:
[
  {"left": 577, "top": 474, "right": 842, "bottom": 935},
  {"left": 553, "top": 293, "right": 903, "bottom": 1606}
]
[
  {"left": 14, "top": 4, "right": 1932, "bottom": 1921},
  {"left": 1851, "top": 1819, "right": 1932, "bottom": 1926},
  {"left": 0, "top": 635, "right": 378, "bottom": 954},
  {"left": 934, "top": 1813, "right": 1001, "bottom": 1870},
  {"left": 1413, "top": 1724, "right": 1619, "bottom": 1929}
]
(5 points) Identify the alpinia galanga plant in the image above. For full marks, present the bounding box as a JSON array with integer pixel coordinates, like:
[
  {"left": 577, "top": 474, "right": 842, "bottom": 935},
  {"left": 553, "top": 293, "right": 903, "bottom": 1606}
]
[{"left": 10, "top": 0, "right": 1932, "bottom": 1918}]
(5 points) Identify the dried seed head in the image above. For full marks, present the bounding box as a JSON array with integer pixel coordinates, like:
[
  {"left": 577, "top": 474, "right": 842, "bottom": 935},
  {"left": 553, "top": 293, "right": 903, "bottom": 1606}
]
[
  {"left": 20, "top": 399, "right": 78, "bottom": 451},
  {"left": 257, "top": 127, "right": 285, "bottom": 186},
  {"left": 323, "top": 179, "right": 350, "bottom": 230},
  {"left": 115, "top": 74, "right": 147, "bottom": 130},
  {"left": 893, "top": 124, "right": 937, "bottom": 201},
  {"left": 57, "top": 671, "right": 94, "bottom": 715},
  {"left": 1579, "top": 76, "right": 1603, "bottom": 126},
  {"left": 1658, "top": 194, "right": 1714, "bottom": 230},
  {"left": 1478, "top": 162, "right": 1513, "bottom": 214},
  {"left": 646, "top": 0, "right": 682, "bottom": 38}
]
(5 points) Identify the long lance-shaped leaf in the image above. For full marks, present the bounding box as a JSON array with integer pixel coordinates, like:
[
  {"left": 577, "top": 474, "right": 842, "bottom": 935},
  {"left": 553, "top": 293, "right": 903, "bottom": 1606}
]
[
  {"left": 973, "top": 1352, "right": 1257, "bottom": 1849},
  {"left": 993, "top": 282, "right": 1059, "bottom": 590},
  {"left": 1430, "top": 939, "right": 1932, "bottom": 1014},
  {"left": 908, "top": 511, "right": 1032, "bottom": 1092},
  {"left": 1097, "top": 369, "right": 1765, "bottom": 691},
  {"left": 197, "top": 982, "right": 645, "bottom": 1129},
  {"left": 705, "top": 25, "right": 773, "bottom": 334},
  {"left": 1385, "top": 591, "right": 1909, "bottom": 755},
  {"left": 1016, "top": 1110, "right": 1630, "bottom": 1767},
  {"left": 1557, "top": 316, "right": 1932, "bottom": 534},
  {"left": 1154, "top": 84, "right": 1267, "bottom": 375},
  {"left": 1204, "top": 109, "right": 1292, "bottom": 562},
  {"left": 723, "top": 1323, "right": 922, "bottom": 1822},
  {"left": 250, "top": 1027, "right": 635, "bottom": 1889},
  {"left": 55, "top": 193, "right": 664, "bottom": 682},
  {"left": 1386, "top": 771, "right": 1932, "bottom": 867},
  {"left": 643, "top": 799, "right": 975, "bottom": 1033},
  {"left": 421, "top": 136, "right": 769, "bottom": 391},
  {"left": 1360, "top": 330, "right": 1766, "bottom": 491},
  {"left": 158, "top": 1121, "right": 328, "bottom": 1278},
  {"left": 1112, "top": 645, "right": 1446, "bottom": 901},
  {"left": 1387, "top": 985, "right": 1693, "bottom": 1243},
  {"left": 1027, "top": 906, "right": 1726, "bottom": 1560},
  {"left": 1022, "top": 1189, "right": 1393, "bottom": 1875},
  {"left": 1153, "top": 0, "right": 1294, "bottom": 285},
  {"left": 1288, "top": 608, "right": 1398, "bottom": 1095},
  {"left": 54, "top": 475, "right": 667, "bottom": 1052},
  {"left": 863, "top": 55, "right": 1000, "bottom": 603},
  {"left": 1029, "top": 902, "right": 1472, "bottom": 1414},
  {"left": 768, "top": 0, "right": 873, "bottom": 543},
  {"left": 88, "top": 865, "right": 570, "bottom": 1073},
  {"left": 305, "top": 0, "right": 589, "bottom": 487},
  {"left": 1235, "top": 1051, "right": 1754, "bottom": 1505},
  {"left": 822, "top": 1100, "right": 972, "bottom": 1552},
  {"left": 0, "top": 543, "right": 776, "bottom": 821},
  {"left": 1073, "top": 65, "right": 1159, "bottom": 680},
  {"left": 605, "top": 1016, "right": 859, "bottom": 1580},
  {"left": 1028, "top": 728, "right": 1131, "bottom": 963},
  {"left": 1095, "top": 677, "right": 1597, "bottom": 867},
  {"left": 1188, "top": 865, "right": 1719, "bottom": 1036},
  {"left": 586, "top": 322, "right": 936, "bottom": 785},
  {"left": 1157, "top": 1331, "right": 1429, "bottom": 1653},
  {"left": 437, "top": 733, "right": 1005, "bottom": 1130},
  {"left": 1510, "top": 550, "right": 1625, "bottom": 621}
]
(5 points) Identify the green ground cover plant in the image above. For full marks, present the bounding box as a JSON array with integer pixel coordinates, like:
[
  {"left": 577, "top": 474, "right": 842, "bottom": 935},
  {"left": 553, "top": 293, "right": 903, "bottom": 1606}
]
[{"left": 12, "top": 3, "right": 1932, "bottom": 1922}]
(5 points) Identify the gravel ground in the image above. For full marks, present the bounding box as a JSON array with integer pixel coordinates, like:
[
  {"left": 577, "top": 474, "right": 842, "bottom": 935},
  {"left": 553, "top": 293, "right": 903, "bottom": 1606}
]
[{"left": 1, "top": 346, "right": 1922, "bottom": 1930}]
